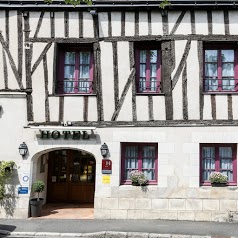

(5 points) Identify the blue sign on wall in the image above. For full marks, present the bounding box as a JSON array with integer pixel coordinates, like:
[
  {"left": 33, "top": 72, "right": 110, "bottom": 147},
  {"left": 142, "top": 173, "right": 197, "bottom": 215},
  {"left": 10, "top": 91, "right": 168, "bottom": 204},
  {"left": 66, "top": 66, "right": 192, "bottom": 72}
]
[{"left": 18, "top": 187, "right": 28, "bottom": 194}]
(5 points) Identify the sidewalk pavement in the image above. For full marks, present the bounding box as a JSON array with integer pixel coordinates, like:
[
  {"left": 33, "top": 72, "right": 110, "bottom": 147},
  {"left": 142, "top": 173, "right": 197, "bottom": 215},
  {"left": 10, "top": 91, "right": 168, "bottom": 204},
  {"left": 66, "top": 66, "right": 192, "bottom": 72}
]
[{"left": 0, "top": 219, "right": 238, "bottom": 238}]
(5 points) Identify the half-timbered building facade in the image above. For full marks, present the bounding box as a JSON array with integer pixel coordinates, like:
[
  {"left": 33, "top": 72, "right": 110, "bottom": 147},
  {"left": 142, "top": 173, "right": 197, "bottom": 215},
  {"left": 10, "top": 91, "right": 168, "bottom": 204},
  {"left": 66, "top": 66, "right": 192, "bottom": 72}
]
[{"left": 1, "top": 0, "right": 238, "bottom": 221}]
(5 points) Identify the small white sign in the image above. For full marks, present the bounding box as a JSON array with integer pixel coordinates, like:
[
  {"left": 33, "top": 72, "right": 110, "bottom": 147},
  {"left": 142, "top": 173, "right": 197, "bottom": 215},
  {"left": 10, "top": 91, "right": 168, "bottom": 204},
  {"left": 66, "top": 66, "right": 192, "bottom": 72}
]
[{"left": 21, "top": 172, "right": 30, "bottom": 186}]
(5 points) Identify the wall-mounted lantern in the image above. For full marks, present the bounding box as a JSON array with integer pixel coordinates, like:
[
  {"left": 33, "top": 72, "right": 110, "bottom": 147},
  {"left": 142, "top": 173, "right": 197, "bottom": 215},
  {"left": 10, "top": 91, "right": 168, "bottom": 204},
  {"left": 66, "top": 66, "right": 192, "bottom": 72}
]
[
  {"left": 18, "top": 142, "right": 28, "bottom": 157},
  {"left": 100, "top": 143, "right": 109, "bottom": 157}
]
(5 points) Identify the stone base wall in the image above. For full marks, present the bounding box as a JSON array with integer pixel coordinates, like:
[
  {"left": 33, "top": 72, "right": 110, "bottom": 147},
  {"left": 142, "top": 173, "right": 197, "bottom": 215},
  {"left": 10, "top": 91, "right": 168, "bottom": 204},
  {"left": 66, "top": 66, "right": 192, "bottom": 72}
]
[{"left": 94, "top": 186, "right": 238, "bottom": 222}]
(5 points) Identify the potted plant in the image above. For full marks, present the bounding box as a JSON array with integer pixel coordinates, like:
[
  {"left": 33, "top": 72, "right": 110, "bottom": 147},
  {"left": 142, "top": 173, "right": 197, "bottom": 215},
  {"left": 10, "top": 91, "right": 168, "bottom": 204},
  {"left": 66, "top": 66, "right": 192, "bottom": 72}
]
[
  {"left": 129, "top": 170, "right": 148, "bottom": 186},
  {"left": 29, "top": 180, "right": 45, "bottom": 217},
  {"left": 209, "top": 172, "right": 228, "bottom": 187}
]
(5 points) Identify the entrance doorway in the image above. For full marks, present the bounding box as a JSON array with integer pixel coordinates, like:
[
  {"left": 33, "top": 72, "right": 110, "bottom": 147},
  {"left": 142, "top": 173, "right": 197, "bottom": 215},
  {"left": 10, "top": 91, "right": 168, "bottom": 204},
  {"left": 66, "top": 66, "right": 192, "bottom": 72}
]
[{"left": 47, "top": 149, "right": 96, "bottom": 204}]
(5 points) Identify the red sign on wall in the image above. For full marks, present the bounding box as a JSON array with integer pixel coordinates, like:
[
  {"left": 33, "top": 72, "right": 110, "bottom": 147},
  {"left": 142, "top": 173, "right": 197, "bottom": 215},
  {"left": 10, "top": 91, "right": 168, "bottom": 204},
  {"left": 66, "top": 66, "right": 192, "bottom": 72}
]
[{"left": 102, "top": 159, "right": 112, "bottom": 174}]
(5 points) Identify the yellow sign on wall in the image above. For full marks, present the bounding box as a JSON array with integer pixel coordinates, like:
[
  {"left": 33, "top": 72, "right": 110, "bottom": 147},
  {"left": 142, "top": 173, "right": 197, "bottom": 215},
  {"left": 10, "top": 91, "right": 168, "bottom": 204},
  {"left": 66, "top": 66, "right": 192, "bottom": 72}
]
[{"left": 102, "top": 175, "right": 110, "bottom": 184}]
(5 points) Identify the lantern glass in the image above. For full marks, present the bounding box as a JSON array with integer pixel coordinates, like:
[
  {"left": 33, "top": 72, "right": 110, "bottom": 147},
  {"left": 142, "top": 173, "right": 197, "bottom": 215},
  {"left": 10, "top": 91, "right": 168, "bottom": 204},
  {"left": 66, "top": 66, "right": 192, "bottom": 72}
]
[
  {"left": 19, "top": 142, "right": 28, "bottom": 156},
  {"left": 100, "top": 143, "right": 108, "bottom": 157}
]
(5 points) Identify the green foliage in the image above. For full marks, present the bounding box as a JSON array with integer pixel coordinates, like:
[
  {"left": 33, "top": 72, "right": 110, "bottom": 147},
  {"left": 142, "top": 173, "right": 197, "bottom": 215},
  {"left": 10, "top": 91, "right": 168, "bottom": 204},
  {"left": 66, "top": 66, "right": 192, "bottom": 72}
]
[
  {"left": 209, "top": 172, "right": 228, "bottom": 184},
  {"left": 44, "top": 0, "right": 92, "bottom": 6},
  {"left": 32, "top": 181, "right": 45, "bottom": 200},
  {"left": 44, "top": 0, "right": 169, "bottom": 8},
  {"left": 159, "top": 0, "right": 170, "bottom": 9},
  {"left": 0, "top": 161, "right": 15, "bottom": 200}
]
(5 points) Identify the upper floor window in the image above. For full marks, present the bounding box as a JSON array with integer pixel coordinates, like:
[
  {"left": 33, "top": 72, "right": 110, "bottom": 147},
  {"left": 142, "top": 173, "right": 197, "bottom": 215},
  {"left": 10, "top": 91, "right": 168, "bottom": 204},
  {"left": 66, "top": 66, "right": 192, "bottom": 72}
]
[
  {"left": 57, "top": 45, "right": 94, "bottom": 94},
  {"left": 135, "top": 43, "right": 161, "bottom": 94},
  {"left": 200, "top": 144, "right": 237, "bottom": 186},
  {"left": 121, "top": 143, "right": 158, "bottom": 185},
  {"left": 204, "top": 44, "right": 238, "bottom": 92}
]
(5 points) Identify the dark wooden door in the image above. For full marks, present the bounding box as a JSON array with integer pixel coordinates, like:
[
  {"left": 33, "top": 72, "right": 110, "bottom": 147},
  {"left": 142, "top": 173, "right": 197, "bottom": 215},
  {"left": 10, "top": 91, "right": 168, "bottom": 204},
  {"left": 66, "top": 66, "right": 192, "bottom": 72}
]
[{"left": 47, "top": 150, "right": 96, "bottom": 203}]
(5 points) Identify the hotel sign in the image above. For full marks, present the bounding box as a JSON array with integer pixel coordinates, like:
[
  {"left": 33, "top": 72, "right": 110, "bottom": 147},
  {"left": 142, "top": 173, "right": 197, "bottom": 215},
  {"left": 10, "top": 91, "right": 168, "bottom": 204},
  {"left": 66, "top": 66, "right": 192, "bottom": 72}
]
[{"left": 40, "top": 130, "right": 90, "bottom": 140}]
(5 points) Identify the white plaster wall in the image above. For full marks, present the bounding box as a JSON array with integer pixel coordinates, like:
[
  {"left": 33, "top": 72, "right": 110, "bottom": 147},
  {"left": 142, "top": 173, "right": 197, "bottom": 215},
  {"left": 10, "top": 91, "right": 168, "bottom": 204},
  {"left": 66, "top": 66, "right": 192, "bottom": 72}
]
[
  {"left": 47, "top": 45, "right": 54, "bottom": 95},
  {"left": 83, "top": 12, "right": 94, "bottom": 38},
  {"left": 187, "top": 41, "right": 200, "bottom": 120},
  {"left": 100, "top": 42, "right": 114, "bottom": 121},
  {"left": 212, "top": 11, "right": 225, "bottom": 35},
  {"left": 0, "top": 11, "right": 6, "bottom": 40},
  {"left": 0, "top": 47, "right": 4, "bottom": 89},
  {"left": 117, "top": 42, "right": 130, "bottom": 97},
  {"left": 69, "top": 12, "right": 79, "bottom": 38},
  {"left": 125, "top": 12, "right": 135, "bottom": 36},
  {"left": 153, "top": 96, "right": 166, "bottom": 120},
  {"left": 168, "top": 11, "right": 181, "bottom": 35},
  {"left": 88, "top": 96, "right": 98, "bottom": 121},
  {"left": 117, "top": 42, "right": 132, "bottom": 121},
  {"left": 136, "top": 96, "right": 149, "bottom": 121},
  {"left": 216, "top": 95, "right": 228, "bottom": 120},
  {"left": 64, "top": 96, "right": 84, "bottom": 121},
  {"left": 151, "top": 11, "right": 163, "bottom": 36},
  {"left": 7, "top": 60, "right": 19, "bottom": 89},
  {"left": 232, "top": 95, "right": 238, "bottom": 119},
  {"left": 48, "top": 97, "right": 59, "bottom": 122},
  {"left": 38, "top": 12, "right": 51, "bottom": 38},
  {"left": 117, "top": 84, "right": 133, "bottom": 121},
  {"left": 32, "top": 61, "right": 46, "bottom": 122},
  {"left": 111, "top": 12, "right": 121, "bottom": 36},
  {"left": 139, "top": 12, "right": 148, "bottom": 36},
  {"left": 175, "top": 11, "right": 191, "bottom": 35},
  {"left": 0, "top": 93, "right": 27, "bottom": 162},
  {"left": 171, "top": 40, "right": 187, "bottom": 79},
  {"left": 31, "top": 43, "right": 48, "bottom": 71},
  {"left": 195, "top": 11, "right": 208, "bottom": 35},
  {"left": 29, "top": 12, "right": 41, "bottom": 38},
  {"left": 203, "top": 95, "right": 212, "bottom": 120},
  {"left": 173, "top": 74, "right": 183, "bottom": 120},
  {"left": 229, "top": 11, "right": 238, "bottom": 35},
  {"left": 54, "top": 12, "right": 64, "bottom": 38},
  {"left": 9, "top": 11, "right": 18, "bottom": 79},
  {"left": 98, "top": 13, "right": 108, "bottom": 38}
]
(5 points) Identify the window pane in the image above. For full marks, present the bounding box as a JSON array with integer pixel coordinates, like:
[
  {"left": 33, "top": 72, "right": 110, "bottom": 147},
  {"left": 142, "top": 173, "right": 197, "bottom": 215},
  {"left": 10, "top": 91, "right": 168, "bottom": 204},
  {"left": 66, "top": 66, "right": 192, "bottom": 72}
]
[
  {"left": 222, "top": 79, "right": 235, "bottom": 91},
  {"left": 140, "top": 64, "right": 146, "bottom": 77},
  {"left": 219, "top": 147, "right": 232, "bottom": 158},
  {"left": 64, "top": 66, "right": 75, "bottom": 78},
  {"left": 139, "top": 78, "right": 146, "bottom": 92},
  {"left": 150, "top": 50, "right": 157, "bottom": 63},
  {"left": 79, "top": 66, "right": 90, "bottom": 79},
  {"left": 205, "top": 63, "right": 217, "bottom": 77},
  {"left": 65, "top": 52, "right": 75, "bottom": 64},
  {"left": 221, "top": 50, "right": 234, "bottom": 62},
  {"left": 125, "top": 146, "right": 138, "bottom": 157},
  {"left": 78, "top": 79, "right": 89, "bottom": 93},
  {"left": 143, "top": 146, "right": 155, "bottom": 158},
  {"left": 80, "top": 52, "right": 90, "bottom": 64},
  {"left": 202, "top": 147, "right": 215, "bottom": 158},
  {"left": 204, "top": 78, "right": 218, "bottom": 91},
  {"left": 222, "top": 63, "right": 234, "bottom": 77},
  {"left": 202, "top": 147, "right": 215, "bottom": 181},
  {"left": 64, "top": 80, "right": 74, "bottom": 93},
  {"left": 150, "top": 64, "right": 157, "bottom": 77},
  {"left": 205, "top": 50, "right": 217, "bottom": 62},
  {"left": 150, "top": 78, "right": 157, "bottom": 91},
  {"left": 140, "top": 50, "right": 146, "bottom": 63}
]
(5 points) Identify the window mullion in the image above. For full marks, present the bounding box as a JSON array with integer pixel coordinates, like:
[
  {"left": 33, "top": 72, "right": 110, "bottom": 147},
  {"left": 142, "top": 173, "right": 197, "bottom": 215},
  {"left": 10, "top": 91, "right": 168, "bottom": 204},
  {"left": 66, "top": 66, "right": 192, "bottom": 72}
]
[
  {"left": 215, "top": 145, "right": 220, "bottom": 172},
  {"left": 157, "top": 50, "right": 161, "bottom": 93},
  {"left": 75, "top": 52, "right": 80, "bottom": 93},
  {"left": 138, "top": 144, "right": 142, "bottom": 171},
  {"left": 146, "top": 50, "right": 150, "bottom": 92},
  {"left": 218, "top": 50, "right": 222, "bottom": 91},
  {"left": 235, "top": 50, "right": 238, "bottom": 92}
]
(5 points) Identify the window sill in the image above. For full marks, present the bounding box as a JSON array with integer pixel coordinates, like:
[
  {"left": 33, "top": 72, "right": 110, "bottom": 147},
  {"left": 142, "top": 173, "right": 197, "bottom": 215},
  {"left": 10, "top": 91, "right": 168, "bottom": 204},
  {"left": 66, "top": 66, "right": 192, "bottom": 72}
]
[
  {"left": 203, "top": 92, "right": 238, "bottom": 95},
  {"left": 136, "top": 93, "right": 165, "bottom": 96},
  {"left": 49, "top": 94, "right": 97, "bottom": 97}
]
